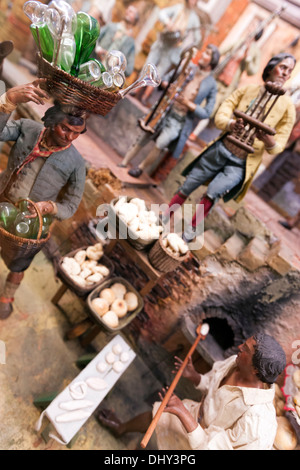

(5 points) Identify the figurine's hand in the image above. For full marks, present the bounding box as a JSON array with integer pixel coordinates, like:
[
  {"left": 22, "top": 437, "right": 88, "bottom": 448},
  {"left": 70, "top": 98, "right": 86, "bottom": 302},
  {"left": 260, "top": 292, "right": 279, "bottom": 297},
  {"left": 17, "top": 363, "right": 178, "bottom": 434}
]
[
  {"left": 159, "top": 387, "right": 199, "bottom": 433},
  {"left": 26, "top": 201, "right": 55, "bottom": 218},
  {"left": 229, "top": 118, "right": 245, "bottom": 133},
  {"left": 255, "top": 129, "right": 276, "bottom": 149},
  {"left": 173, "top": 355, "right": 200, "bottom": 385},
  {"left": 158, "top": 388, "right": 186, "bottom": 417},
  {"left": 6, "top": 79, "right": 49, "bottom": 106}
]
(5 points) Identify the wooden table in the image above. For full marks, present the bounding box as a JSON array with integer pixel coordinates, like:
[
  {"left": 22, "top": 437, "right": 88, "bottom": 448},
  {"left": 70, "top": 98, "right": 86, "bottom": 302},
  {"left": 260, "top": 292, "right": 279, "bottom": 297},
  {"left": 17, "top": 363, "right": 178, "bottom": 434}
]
[{"left": 52, "top": 237, "right": 165, "bottom": 347}]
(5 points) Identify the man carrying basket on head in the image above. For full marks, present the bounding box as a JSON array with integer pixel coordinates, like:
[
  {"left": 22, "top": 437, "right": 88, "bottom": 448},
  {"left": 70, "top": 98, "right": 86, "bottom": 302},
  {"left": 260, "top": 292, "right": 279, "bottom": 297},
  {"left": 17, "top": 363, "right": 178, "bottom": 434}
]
[{"left": 0, "top": 79, "right": 88, "bottom": 319}]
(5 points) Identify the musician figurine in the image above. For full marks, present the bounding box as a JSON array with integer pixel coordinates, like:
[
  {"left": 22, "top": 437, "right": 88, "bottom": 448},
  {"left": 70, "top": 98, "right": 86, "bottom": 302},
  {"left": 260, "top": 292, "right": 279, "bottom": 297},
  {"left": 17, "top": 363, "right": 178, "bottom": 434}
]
[
  {"left": 138, "top": 0, "right": 201, "bottom": 106},
  {"left": 191, "top": 7, "right": 286, "bottom": 141},
  {"left": 164, "top": 53, "right": 297, "bottom": 243},
  {"left": 119, "top": 44, "right": 220, "bottom": 178}
]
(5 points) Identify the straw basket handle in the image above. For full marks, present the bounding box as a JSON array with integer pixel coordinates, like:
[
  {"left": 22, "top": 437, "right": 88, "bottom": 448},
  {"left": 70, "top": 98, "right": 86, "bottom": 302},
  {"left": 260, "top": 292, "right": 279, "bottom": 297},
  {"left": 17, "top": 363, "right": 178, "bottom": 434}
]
[{"left": 17, "top": 199, "right": 44, "bottom": 241}]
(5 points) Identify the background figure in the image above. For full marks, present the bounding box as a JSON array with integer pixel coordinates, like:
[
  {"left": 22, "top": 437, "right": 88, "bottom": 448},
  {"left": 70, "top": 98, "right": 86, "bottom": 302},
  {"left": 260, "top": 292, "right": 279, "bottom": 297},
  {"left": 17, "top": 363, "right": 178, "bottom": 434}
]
[
  {"left": 165, "top": 53, "right": 296, "bottom": 243},
  {"left": 278, "top": 109, "right": 300, "bottom": 230},
  {"left": 139, "top": 0, "right": 201, "bottom": 106},
  {"left": 0, "top": 41, "right": 13, "bottom": 79},
  {"left": 93, "top": 4, "right": 139, "bottom": 77},
  {"left": 120, "top": 44, "right": 220, "bottom": 179},
  {"left": 190, "top": 29, "right": 263, "bottom": 141},
  {"left": 97, "top": 334, "right": 286, "bottom": 450},
  {"left": 213, "top": 29, "right": 263, "bottom": 115},
  {"left": 88, "top": 0, "right": 116, "bottom": 26}
]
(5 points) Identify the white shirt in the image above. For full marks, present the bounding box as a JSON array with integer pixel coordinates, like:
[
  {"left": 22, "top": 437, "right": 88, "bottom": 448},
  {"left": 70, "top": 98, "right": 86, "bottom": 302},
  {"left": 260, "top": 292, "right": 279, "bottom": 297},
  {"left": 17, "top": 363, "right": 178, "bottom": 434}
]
[
  {"left": 153, "top": 355, "right": 277, "bottom": 450},
  {"left": 188, "top": 355, "right": 277, "bottom": 450}
]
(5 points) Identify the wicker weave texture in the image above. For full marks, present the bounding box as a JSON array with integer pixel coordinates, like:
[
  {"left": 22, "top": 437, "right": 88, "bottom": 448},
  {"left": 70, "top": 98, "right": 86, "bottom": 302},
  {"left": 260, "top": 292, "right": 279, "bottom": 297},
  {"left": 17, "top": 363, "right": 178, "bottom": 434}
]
[
  {"left": 37, "top": 55, "right": 122, "bottom": 115},
  {"left": 148, "top": 236, "right": 189, "bottom": 273}
]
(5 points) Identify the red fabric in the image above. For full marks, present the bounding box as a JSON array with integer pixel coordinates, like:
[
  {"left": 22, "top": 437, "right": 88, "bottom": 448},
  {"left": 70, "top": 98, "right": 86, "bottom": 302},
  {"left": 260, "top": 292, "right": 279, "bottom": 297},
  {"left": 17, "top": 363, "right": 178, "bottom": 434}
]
[
  {"left": 192, "top": 196, "right": 213, "bottom": 227},
  {"left": 168, "top": 192, "right": 187, "bottom": 208},
  {"left": 16, "top": 129, "right": 71, "bottom": 175},
  {"left": 0, "top": 296, "right": 14, "bottom": 303},
  {"left": 289, "top": 120, "right": 300, "bottom": 145}
]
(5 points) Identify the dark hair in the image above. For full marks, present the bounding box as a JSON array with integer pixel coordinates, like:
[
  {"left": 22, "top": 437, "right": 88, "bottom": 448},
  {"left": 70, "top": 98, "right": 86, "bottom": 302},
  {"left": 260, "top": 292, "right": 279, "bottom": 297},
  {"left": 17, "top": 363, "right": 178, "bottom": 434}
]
[
  {"left": 254, "top": 29, "right": 264, "bottom": 42},
  {"left": 252, "top": 333, "right": 286, "bottom": 384},
  {"left": 262, "top": 53, "right": 296, "bottom": 82},
  {"left": 207, "top": 44, "right": 220, "bottom": 71},
  {"left": 42, "top": 102, "right": 88, "bottom": 131}
]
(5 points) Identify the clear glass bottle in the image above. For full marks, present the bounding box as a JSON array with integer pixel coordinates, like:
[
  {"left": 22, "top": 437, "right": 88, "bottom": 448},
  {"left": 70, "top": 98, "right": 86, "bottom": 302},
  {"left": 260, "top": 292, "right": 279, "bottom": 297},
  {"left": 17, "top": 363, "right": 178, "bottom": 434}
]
[
  {"left": 77, "top": 60, "right": 101, "bottom": 83},
  {"left": 13, "top": 212, "right": 33, "bottom": 239},
  {"left": 0, "top": 203, "right": 19, "bottom": 231},
  {"left": 92, "top": 71, "right": 113, "bottom": 89}
]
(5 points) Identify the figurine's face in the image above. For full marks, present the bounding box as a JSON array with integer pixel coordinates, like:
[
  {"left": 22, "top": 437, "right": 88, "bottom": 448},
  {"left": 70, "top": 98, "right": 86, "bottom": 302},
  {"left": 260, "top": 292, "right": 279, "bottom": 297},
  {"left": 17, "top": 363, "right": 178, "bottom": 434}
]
[
  {"left": 236, "top": 336, "right": 256, "bottom": 372},
  {"left": 186, "top": 0, "right": 197, "bottom": 8},
  {"left": 125, "top": 5, "right": 138, "bottom": 25},
  {"left": 198, "top": 47, "right": 213, "bottom": 70},
  {"left": 50, "top": 118, "right": 86, "bottom": 147},
  {"left": 268, "top": 57, "right": 295, "bottom": 86}
]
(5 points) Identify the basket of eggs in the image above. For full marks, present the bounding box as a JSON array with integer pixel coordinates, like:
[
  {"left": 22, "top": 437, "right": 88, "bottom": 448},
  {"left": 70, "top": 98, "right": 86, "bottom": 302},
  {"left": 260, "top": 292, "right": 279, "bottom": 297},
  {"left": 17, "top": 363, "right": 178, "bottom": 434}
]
[
  {"left": 110, "top": 196, "right": 164, "bottom": 251},
  {"left": 87, "top": 277, "right": 144, "bottom": 332},
  {"left": 148, "top": 233, "right": 190, "bottom": 273},
  {"left": 58, "top": 243, "right": 114, "bottom": 296}
]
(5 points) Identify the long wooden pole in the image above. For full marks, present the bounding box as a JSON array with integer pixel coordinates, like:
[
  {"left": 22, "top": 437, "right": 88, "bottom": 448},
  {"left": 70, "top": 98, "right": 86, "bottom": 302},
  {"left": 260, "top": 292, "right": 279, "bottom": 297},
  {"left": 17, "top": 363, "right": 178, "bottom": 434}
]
[{"left": 140, "top": 323, "right": 209, "bottom": 449}]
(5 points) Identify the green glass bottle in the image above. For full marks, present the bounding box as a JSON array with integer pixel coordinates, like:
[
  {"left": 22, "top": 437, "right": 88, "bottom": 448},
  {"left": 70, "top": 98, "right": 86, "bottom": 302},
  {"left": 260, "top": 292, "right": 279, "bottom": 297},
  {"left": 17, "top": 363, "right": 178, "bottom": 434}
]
[
  {"left": 17, "top": 199, "right": 30, "bottom": 213},
  {"left": 71, "top": 12, "right": 100, "bottom": 76},
  {"left": 0, "top": 203, "right": 19, "bottom": 231},
  {"left": 30, "top": 214, "right": 53, "bottom": 240},
  {"left": 41, "top": 215, "right": 53, "bottom": 239},
  {"left": 30, "top": 23, "right": 54, "bottom": 63}
]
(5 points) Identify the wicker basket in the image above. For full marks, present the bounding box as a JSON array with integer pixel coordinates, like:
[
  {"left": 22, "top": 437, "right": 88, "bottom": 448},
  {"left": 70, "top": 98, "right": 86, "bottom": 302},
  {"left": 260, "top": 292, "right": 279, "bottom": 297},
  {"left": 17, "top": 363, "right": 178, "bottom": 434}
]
[
  {"left": 37, "top": 54, "right": 122, "bottom": 116},
  {"left": 109, "top": 197, "right": 160, "bottom": 251},
  {"left": 148, "top": 236, "right": 190, "bottom": 273},
  {"left": 0, "top": 199, "right": 51, "bottom": 271},
  {"left": 87, "top": 276, "right": 144, "bottom": 332},
  {"left": 57, "top": 246, "right": 114, "bottom": 297}
]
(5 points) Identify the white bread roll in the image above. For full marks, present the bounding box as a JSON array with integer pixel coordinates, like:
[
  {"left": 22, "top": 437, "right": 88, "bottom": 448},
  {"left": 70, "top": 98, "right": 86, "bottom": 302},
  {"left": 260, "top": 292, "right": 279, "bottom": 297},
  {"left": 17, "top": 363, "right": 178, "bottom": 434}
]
[
  {"left": 124, "top": 292, "right": 138, "bottom": 312},
  {"left": 74, "top": 250, "right": 86, "bottom": 265},
  {"left": 102, "top": 311, "right": 119, "bottom": 329},
  {"left": 91, "top": 298, "right": 109, "bottom": 317},
  {"left": 99, "top": 288, "right": 115, "bottom": 305},
  {"left": 110, "top": 282, "right": 127, "bottom": 299},
  {"left": 111, "top": 299, "right": 128, "bottom": 318},
  {"left": 112, "top": 361, "right": 124, "bottom": 373}
]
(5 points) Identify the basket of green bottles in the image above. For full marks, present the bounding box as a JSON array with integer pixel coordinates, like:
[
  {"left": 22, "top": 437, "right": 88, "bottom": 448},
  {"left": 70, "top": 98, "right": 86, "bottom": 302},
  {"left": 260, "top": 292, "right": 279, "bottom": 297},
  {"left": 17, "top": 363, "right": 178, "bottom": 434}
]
[
  {"left": 37, "top": 54, "right": 122, "bottom": 116},
  {"left": 0, "top": 199, "right": 52, "bottom": 266},
  {"left": 32, "top": 8, "right": 124, "bottom": 116}
]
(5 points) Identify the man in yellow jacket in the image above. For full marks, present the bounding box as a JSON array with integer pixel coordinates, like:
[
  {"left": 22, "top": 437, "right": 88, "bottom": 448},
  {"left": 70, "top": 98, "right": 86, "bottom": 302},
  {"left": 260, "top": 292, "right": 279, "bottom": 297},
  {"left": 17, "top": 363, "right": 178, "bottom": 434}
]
[{"left": 164, "top": 53, "right": 296, "bottom": 242}]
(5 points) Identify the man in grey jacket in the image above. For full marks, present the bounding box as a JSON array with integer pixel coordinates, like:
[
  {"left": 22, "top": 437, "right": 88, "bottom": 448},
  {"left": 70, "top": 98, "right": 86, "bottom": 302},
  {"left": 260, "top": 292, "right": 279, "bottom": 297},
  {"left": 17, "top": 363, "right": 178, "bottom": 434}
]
[{"left": 0, "top": 79, "right": 88, "bottom": 319}]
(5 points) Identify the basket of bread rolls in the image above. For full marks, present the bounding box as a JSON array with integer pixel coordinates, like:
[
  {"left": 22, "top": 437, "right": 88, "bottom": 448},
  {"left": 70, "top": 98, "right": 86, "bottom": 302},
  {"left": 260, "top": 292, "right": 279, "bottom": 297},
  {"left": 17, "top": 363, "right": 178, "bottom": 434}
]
[
  {"left": 87, "top": 277, "right": 144, "bottom": 332},
  {"left": 58, "top": 243, "right": 114, "bottom": 296},
  {"left": 110, "top": 196, "right": 164, "bottom": 251},
  {"left": 148, "top": 233, "right": 190, "bottom": 273}
]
